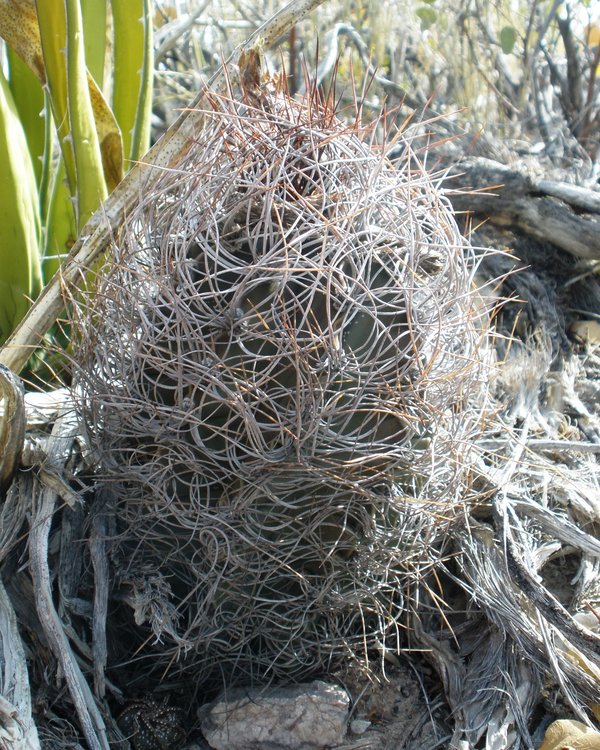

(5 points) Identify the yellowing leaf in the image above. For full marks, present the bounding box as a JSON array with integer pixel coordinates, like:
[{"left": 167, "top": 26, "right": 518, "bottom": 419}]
[
  {"left": 586, "top": 23, "right": 600, "bottom": 49},
  {"left": 0, "top": 68, "right": 42, "bottom": 343},
  {"left": 0, "top": 0, "right": 44, "bottom": 81},
  {"left": 538, "top": 720, "right": 600, "bottom": 750},
  {"left": 86, "top": 75, "right": 123, "bottom": 191},
  {"left": 0, "top": 0, "right": 123, "bottom": 192}
]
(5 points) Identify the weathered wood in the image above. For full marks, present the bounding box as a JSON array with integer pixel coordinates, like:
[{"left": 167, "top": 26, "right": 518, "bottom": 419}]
[
  {"left": 28, "top": 411, "right": 110, "bottom": 750},
  {"left": 0, "top": 580, "right": 40, "bottom": 749},
  {"left": 90, "top": 490, "right": 115, "bottom": 701},
  {"left": 536, "top": 179, "right": 600, "bottom": 213},
  {"left": 444, "top": 157, "right": 600, "bottom": 260},
  {"left": 0, "top": 366, "right": 24, "bottom": 493}
]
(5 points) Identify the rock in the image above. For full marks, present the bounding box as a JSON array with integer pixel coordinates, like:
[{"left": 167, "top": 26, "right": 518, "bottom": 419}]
[
  {"left": 350, "top": 719, "right": 371, "bottom": 735},
  {"left": 199, "top": 680, "right": 349, "bottom": 750}
]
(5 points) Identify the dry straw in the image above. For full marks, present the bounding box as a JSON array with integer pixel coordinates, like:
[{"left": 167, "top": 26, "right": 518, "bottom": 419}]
[{"left": 71, "top": 70, "right": 490, "bottom": 687}]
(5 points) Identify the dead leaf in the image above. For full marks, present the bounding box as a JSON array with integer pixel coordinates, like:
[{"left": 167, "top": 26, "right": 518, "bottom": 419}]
[
  {"left": 538, "top": 720, "right": 600, "bottom": 750},
  {"left": 239, "top": 47, "right": 262, "bottom": 96}
]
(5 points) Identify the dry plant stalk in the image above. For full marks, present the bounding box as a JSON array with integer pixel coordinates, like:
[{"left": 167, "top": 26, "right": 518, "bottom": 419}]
[
  {"left": 70, "top": 66, "right": 490, "bottom": 689},
  {"left": 0, "top": 365, "right": 24, "bottom": 491}
]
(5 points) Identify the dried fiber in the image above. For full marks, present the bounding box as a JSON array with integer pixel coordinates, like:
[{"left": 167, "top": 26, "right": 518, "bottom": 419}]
[{"left": 71, "top": 78, "right": 490, "bottom": 686}]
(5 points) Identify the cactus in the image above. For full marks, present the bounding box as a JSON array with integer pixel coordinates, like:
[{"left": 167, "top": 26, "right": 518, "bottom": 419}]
[{"left": 72, "top": 73, "right": 489, "bottom": 687}]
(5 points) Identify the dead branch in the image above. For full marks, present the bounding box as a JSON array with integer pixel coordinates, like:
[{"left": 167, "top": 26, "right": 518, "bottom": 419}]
[
  {"left": 0, "top": 582, "right": 40, "bottom": 749},
  {"left": 443, "top": 157, "right": 600, "bottom": 260},
  {"left": 28, "top": 411, "right": 109, "bottom": 750},
  {"left": 305, "top": 22, "right": 460, "bottom": 135}
]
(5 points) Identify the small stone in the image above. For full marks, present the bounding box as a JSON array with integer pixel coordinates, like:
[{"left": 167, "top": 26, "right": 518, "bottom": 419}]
[
  {"left": 537, "top": 719, "right": 600, "bottom": 750},
  {"left": 350, "top": 719, "right": 371, "bottom": 735},
  {"left": 199, "top": 680, "right": 349, "bottom": 750}
]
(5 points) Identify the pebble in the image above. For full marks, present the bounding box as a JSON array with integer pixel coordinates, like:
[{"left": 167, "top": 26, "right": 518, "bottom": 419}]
[
  {"left": 350, "top": 719, "right": 371, "bottom": 735},
  {"left": 199, "top": 680, "right": 350, "bottom": 750}
]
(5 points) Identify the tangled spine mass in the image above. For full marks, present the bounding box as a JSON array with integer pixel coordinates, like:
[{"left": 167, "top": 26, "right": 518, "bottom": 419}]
[{"left": 73, "top": 81, "right": 488, "bottom": 685}]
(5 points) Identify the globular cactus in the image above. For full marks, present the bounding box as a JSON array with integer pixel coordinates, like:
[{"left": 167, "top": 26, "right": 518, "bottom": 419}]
[{"left": 72, "top": 72, "right": 489, "bottom": 687}]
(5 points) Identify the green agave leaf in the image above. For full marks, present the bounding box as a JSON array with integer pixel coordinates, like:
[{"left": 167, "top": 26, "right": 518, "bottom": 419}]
[
  {"left": 6, "top": 48, "right": 45, "bottom": 186},
  {"left": 37, "top": 90, "right": 53, "bottom": 224},
  {"left": 43, "top": 159, "right": 77, "bottom": 283},
  {"left": 0, "top": 0, "right": 123, "bottom": 195},
  {"left": 64, "top": 0, "right": 108, "bottom": 229},
  {"left": 81, "top": 0, "right": 107, "bottom": 88},
  {"left": 34, "top": 0, "right": 77, "bottom": 197},
  {"left": 111, "top": 0, "right": 154, "bottom": 165},
  {"left": 0, "top": 68, "right": 42, "bottom": 344}
]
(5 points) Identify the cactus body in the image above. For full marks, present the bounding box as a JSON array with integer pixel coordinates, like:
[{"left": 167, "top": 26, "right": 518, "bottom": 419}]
[{"left": 73, "top": 82, "right": 488, "bottom": 686}]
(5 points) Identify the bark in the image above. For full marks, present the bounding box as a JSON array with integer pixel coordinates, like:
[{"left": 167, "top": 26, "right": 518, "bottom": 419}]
[
  {"left": 0, "top": 582, "right": 40, "bottom": 749},
  {"left": 0, "top": 366, "right": 24, "bottom": 492},
  {"left": 443, "top": 157, "right": 600, "bottom": 260}
]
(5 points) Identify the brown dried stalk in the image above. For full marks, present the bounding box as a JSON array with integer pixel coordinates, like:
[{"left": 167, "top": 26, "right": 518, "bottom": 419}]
[
  {"left": 28, "top": 411, "right": 109, "bottom": 750},
  {"left": 0, "top": 365, "right": 25, "bottom": 492}
]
